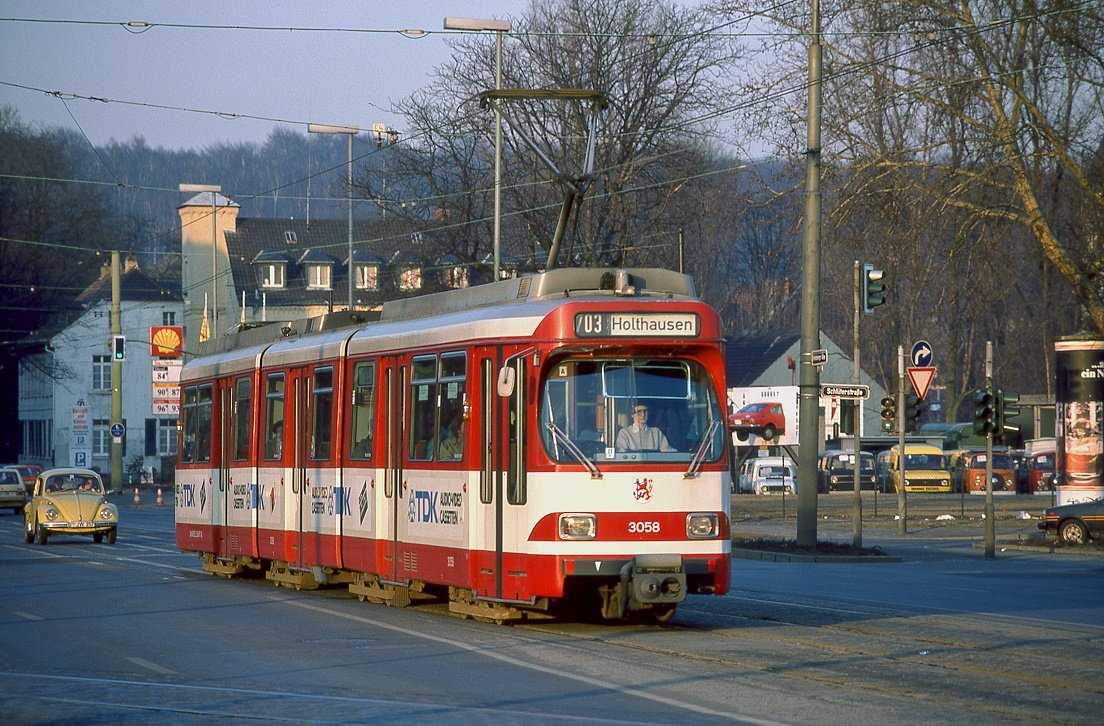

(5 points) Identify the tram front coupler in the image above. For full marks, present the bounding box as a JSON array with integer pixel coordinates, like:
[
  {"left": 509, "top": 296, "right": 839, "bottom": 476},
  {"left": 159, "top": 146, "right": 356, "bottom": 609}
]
[{"left": 615, "top": 553, "right": 686, "bottom": 619}]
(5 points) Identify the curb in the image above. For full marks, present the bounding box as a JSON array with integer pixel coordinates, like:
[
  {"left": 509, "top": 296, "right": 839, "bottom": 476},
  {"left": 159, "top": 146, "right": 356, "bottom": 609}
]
[{"left": 731, "top": 548, "right": 903, "bottom": 564}]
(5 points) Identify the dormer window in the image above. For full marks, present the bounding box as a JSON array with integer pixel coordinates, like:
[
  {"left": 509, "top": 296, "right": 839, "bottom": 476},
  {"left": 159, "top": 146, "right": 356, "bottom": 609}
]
[
  {"left": 356, "top": 264, "right": 379, "bottom": 291},
  {"left": 398, "top": 265, "right": 422, "bottom": 291},
  {"left": 445, "top": 264, "right": 469, "bottom": 289},
  {"left": 260, "top": 262, "right": 286, "bottom": 289},
  {"left": 306, "top": 263, "right": 332, "bottom": 290},
  {"left": 284, "top": 231, "right": 297, "bottom": 244}
]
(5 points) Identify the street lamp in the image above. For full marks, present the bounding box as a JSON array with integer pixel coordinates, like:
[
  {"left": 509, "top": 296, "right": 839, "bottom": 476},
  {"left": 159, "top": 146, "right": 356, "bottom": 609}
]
[
  {"left": 178, "top": 183, "right": 221, "bottom": 337},
  {"left": 308, "top": 123, "right": 360, "bottom": 310},
  {"left": 444, "top": 16, "right": 511, "bottom": 281}
]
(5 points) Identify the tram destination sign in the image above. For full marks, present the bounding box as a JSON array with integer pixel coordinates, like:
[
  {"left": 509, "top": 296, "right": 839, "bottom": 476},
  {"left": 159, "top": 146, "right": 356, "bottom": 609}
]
[
  {"left": 574, "top": 312, "right": 699, "bottom": 338},
  {"left": 820, "top": 384, "right": 870, "bottom": 400}
]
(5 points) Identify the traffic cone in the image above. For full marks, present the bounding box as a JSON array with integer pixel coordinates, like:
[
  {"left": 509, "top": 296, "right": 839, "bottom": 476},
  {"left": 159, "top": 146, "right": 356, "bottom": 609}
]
[
  {"left": 133, "top": 487, "right": 141, "bottom": 507},
  {"left": 156, "top": 488, "right": 163, "bottom": 507}
]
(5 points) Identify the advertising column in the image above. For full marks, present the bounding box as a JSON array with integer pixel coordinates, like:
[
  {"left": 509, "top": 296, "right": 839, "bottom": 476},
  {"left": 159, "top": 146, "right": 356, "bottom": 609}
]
[{"left": 1055, "top": 335, "right": 1104, "bottom": 505}]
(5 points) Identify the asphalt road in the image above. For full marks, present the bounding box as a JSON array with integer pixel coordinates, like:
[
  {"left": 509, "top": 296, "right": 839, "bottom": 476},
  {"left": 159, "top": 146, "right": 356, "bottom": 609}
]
[{"left": 0, "top": 497, "right": 1100, "bottom": 725}]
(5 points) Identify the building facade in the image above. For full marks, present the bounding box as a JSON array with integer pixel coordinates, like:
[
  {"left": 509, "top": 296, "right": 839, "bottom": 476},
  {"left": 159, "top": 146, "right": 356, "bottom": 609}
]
[{"left": 17, "top": 257, "right": 183, "bottom": 486}]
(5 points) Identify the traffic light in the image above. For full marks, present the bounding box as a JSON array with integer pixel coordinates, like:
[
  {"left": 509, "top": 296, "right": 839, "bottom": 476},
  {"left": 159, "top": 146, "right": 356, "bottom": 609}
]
[
  {"left": 839, "top": 400, "right": 856, "bottom": 435},
  {"left": 904, "top": 393, "right": 923, "bottom": 432},
  {"left": 880, "top": 395, "right": 896, "bottom": 433},
  {"left": 111, "top": 335, "right": 126, "bottom": 362},
  {"left": 973, "top": 389, "right": 996, "bottom": 436},
  {"left": 996, "top": 389, "right": 1021, "bottom": 444},
  {"left": 862, "top": 263, "right": 886, "bottom": 314}
]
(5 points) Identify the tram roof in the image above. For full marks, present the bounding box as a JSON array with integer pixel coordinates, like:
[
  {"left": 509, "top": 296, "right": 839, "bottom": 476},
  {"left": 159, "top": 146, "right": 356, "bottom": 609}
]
[{"left": 184, "top": 267, "right": 699, "bottom": 375}]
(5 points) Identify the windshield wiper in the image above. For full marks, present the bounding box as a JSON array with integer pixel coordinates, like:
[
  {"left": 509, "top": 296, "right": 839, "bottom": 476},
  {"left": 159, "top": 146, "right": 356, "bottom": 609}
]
[
  {"left": 685, "top": 419, "right": 721, "bottom": 479},
  {"left": 545, "top": 422, "right": 602, "bottom": 479}
]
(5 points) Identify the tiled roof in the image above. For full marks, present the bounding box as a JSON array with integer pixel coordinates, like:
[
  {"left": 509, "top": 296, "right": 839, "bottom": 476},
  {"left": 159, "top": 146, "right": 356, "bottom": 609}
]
[
  {"left": 76, "top": 265, "right": 179, "bottom": 305},
  {"left": 225, "top": 217, "right": 474, "bottom": 308}
]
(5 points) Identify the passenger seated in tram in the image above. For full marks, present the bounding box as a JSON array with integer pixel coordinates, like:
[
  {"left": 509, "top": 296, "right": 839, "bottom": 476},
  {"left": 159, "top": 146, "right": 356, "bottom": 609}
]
[
  {"left": 616, "top": 403, "right": 676, "bottom": 452},
  {"left": 265, "top": 420, "right": 283, "bottom": 459},
  {"left": 438, "top": 416, "right": 464, "bottom": 460}
]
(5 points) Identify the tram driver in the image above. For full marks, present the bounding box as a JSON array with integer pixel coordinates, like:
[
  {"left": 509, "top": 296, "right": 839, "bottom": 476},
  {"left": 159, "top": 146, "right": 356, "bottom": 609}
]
[{"left": 616, "top": 403, "right": 676, "bottom": 452}]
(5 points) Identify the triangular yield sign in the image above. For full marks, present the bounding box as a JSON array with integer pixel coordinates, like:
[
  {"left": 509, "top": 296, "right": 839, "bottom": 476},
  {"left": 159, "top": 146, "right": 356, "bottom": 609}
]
[{"left": 907, "top": 366, "right": 936, "bottom": 400}]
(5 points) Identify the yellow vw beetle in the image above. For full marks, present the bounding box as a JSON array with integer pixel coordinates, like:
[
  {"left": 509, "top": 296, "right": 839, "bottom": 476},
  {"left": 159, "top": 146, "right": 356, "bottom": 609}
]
[{"left": 24, "top": 468, "right": 118, "bottom": 545}]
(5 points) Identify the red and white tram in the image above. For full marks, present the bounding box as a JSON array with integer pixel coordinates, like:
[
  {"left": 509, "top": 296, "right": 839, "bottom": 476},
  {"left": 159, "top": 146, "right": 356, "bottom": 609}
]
[{"left": 175, "top": 267, "right": 731, "bottom": 621}]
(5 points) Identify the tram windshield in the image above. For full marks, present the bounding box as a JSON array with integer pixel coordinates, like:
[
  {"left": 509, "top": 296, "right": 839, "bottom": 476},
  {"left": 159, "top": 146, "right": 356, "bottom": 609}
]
[{"left": 540, "top": 358, "right": 725, "bottom": 464}]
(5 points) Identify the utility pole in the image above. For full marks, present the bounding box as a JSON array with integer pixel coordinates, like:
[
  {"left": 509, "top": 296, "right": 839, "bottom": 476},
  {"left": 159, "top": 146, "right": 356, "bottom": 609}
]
[
  {"left": 110, "top": 251, "right": 123, "bottom": 492},
  {"left": 852, "top": 261, "right": 862, "bottom": 548},
  {"left": 897, "top": 345, "right": 907, "bottom": 534},
  {"left": 796, "top": 0, "right": 823, "bottom": 547},
  {"left": 984, "top": 340, "right": 996, "bottom": 558}
]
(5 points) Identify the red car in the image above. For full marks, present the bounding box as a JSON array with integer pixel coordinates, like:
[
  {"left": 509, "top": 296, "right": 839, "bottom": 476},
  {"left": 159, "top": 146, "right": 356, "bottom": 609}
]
[
  {"left": 2, "top": 464, "right": 42, "bottom": 494},
  {"left": 729, "top": 402, "right": 786, "bottom": 441}
]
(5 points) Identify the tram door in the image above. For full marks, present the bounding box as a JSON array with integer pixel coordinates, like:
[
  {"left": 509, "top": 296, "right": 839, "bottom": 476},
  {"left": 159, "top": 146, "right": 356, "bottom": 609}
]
[
  {"left": 381, "top": 357, "right": 406, "bottom": 583},
  {"left": 286, "top": 365, "right": 339, "bottom": 569},
  {"left": 284, "top": 369, "right": 308, "bottom": 568},
  {"left": 212, "top": 379, "right": 234, "bottom": 560},
  {"left": 474, "top": 349, "right": 527, "bottom": 600}
]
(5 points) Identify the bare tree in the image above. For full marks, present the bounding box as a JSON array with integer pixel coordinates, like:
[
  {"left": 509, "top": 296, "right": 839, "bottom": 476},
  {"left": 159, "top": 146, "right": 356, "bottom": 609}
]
[
  {"left": 727, "top": 0, "right": 1103, "bottom": 401},
  {"left": 375, "top": 0, "right": 746, "bottom": 275}
]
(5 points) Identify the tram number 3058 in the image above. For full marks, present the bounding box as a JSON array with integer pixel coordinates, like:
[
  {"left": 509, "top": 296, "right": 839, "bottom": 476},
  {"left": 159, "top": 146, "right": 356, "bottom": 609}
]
[{"left": 628, "top": 520, "right": 661, "bottom": 534}]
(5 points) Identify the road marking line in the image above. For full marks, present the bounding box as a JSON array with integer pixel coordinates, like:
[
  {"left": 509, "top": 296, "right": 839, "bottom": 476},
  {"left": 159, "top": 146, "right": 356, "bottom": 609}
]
[
  {"left": 14, "top": 611, "right": 43, "bottom": 621},
  {"left": 127, "top": 657, "right": 175, "bottom": 675}
]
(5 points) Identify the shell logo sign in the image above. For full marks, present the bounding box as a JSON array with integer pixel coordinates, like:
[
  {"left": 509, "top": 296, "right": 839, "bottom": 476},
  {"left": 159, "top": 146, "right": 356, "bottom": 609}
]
[{"left": 150, "top": 326, "right": 184, "bottom": 358}]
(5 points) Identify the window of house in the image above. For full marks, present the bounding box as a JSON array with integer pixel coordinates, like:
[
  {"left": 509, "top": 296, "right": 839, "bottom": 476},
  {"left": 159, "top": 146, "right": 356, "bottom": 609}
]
[
  {"left": 260, "top": 263, "right": 286, "bottom": 288},
  {"left": 356, "top": 264, "right": 379, "bottom": 291},
  {"left": 445, "top": 265, "right": 469, "bottom": 289},
  {"left": 158, "top": 419, "right": 178, "bottom": 456},
  {"left": 92, "top": 355, "right": 111, "bottom": 391},
  {"left": 162, "top": 311, "right": 176, "bottom": 325},
  {"left": 399, "top": 266, "right": 422, "bottom": 291},
  {"left": 306, "top": 264, "right": 332, "bottom": 290}
]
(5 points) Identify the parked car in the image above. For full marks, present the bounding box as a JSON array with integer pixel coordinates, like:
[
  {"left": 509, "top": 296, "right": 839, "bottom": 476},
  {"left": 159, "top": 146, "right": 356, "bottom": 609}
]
[
  {"left": 0, "top": 467, "right": 27, "bottom": 513},
  {"left": 876, "top": 444, "right": 952, "bottom": 493},
  {"left": 1027, "top": 450, "right": 1056, "bottom": 493},
  {"left": 949, "top": 449, "right": 1016, "bottom": 494},
  {"left": 24, "top": 468, "right": 118, "bottom": 545},
  {"left": 1038, "top": 499, "right": 1104, "bottom": 544},
  {"left": 1, "top": 463, "right": 42, "bottom": 494},
  {"left": 729, "top": 402, "right": 786, "bottom": 442},
  {"left": 816, "top": 450, "right": 876, "bottom": 493},
  {"left": 738, "top": 456, "right": 796, "bottom": 495}
]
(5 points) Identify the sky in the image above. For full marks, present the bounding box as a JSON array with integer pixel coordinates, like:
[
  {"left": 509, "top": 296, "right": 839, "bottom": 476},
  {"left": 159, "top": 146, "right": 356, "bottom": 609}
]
[{"left": 0, "top": 1, "right": 522, "bottom": 151}]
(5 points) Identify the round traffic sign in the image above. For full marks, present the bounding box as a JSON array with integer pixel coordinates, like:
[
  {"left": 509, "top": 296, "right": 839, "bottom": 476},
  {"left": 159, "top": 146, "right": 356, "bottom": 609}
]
[
  {"left": 911, "top": 340, "right": 933, "bottom": 367},
  {"left": 109, "top": 423, "right": 125, "bottom": 439}
]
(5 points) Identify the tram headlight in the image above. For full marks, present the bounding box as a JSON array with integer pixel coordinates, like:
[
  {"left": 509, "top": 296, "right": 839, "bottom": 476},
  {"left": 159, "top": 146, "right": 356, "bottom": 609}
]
[
  {"left": 558, "top": 513, "right": 596, "bottom": 540},
  {"left": 686, "top": 513, "right": 718, "bottom": 538}
]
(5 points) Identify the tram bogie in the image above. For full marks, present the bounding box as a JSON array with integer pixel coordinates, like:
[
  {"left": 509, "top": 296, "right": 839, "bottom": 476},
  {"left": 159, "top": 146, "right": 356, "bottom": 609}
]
[{"left": 175, "top": 268, "right": 732, "bottom": 622}]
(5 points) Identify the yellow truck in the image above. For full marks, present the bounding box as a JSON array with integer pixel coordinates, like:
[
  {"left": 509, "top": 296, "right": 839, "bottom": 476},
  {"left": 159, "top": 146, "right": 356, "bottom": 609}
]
[{"left": 876, "top": 444, "right": 952, "bottom": 494}]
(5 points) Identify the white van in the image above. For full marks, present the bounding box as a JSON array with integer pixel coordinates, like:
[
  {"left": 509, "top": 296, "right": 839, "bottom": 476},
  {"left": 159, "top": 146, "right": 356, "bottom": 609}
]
[{"left": 738, "top": 456, "right": 797, "bottom": 495}]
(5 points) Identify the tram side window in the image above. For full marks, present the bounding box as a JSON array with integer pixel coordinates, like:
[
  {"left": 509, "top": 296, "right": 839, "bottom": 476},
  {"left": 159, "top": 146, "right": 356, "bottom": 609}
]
[
  {"left": 437, "top": 352, "right": 466, "bottom": 461},
  {"left": 264, "top": 373, "right": 285, "bottom": 461},
  {"left": 409, "top": 355, "right": 437, "bottom": 461},
  {"left": 180, "top": 384, "right": 212, "bottom": 464},
  {"left": 349, "top": 361, "right": 376, "bottom": 460},
  {"left": 311, "top": 367, "right": 334, "bottom": 460},
  {"left": 233, "top": 376, "right": 252, "bottom": 460}
]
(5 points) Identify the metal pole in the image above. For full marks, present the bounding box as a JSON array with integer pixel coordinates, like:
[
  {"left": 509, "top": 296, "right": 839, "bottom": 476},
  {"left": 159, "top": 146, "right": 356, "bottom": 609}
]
[
  {"left": 211, "top": 194, "right": 218, "bottom": 336},
  {"left": 347, "top": 132, "right": 354, "bottom": 311},
  {"left": 796, "top": 0, "right": 823, "bottom": 547},
  {"left": 110, "top": 251, "right": 123, "bottom": 492},
  {"left": 493, "top": 28, "right": 503, "bottom": 281},
  {"left": 985, "top": 340, "right": 995, "bottom": 558},
  {"left": 897, "top": 345, "right": 907, "bottom": 534},
  {"left": 852, "top": 261, "right": 862, "bottom": 548}
]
